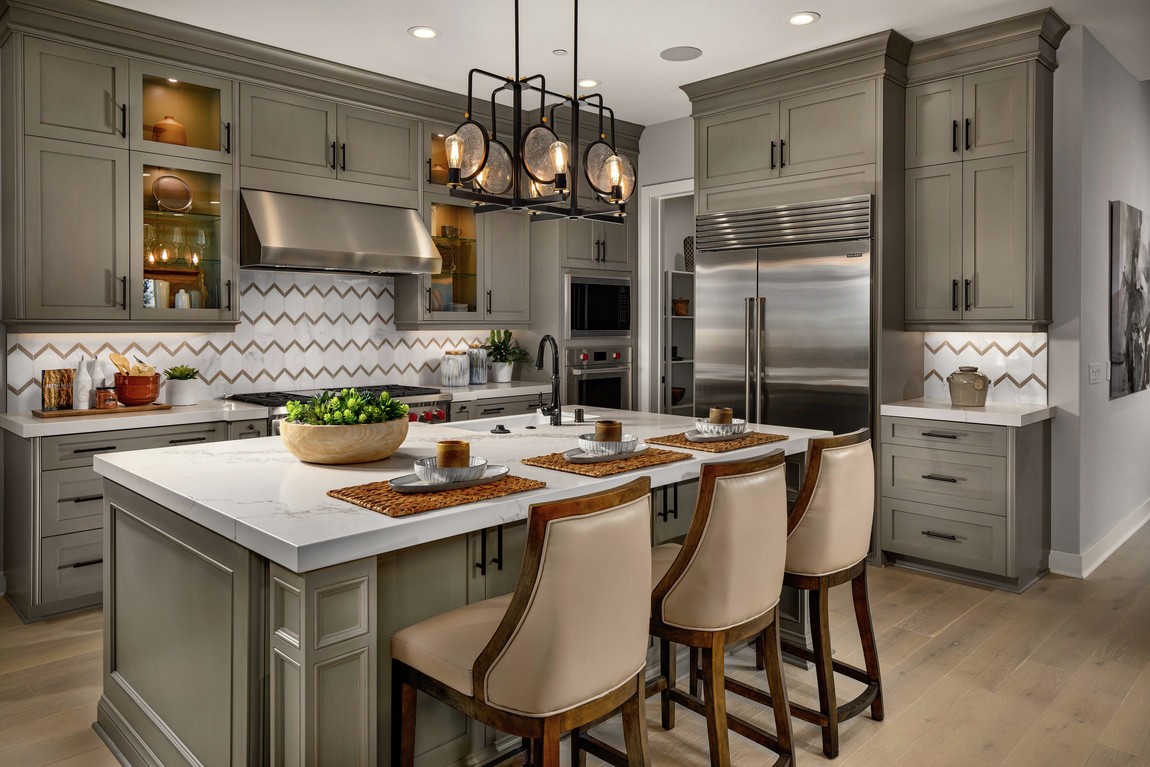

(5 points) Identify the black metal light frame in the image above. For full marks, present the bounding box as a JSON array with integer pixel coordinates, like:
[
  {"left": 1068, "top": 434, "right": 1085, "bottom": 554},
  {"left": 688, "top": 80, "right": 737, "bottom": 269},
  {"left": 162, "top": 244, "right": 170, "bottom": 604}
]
[{"left": 447, "top": 0, "right": 630, "bottom": 223}]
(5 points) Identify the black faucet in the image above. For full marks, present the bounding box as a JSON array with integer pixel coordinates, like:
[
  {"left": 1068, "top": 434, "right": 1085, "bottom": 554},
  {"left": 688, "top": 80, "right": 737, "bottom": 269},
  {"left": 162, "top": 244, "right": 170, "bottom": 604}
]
[{"left": 535, "top": 334, "right": 562, "bottom": 426}]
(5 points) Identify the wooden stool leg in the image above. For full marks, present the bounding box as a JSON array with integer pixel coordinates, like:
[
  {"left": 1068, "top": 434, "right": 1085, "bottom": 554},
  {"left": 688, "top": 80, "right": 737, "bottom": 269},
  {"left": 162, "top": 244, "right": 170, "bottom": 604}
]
[
  {"left": 622, "top": 672, "right": 652, "bottom": 767},
  {"left": 754, "top": 629, "right": 766, "bottom": 671},
  {"left": 540, "top": 719, "right": 561, "bottom": 767},
  {"left": 660, "top": 637, "right": 676, "bottom": 730},
  {"left": 701, "top": 635, "right": 732, "bottom": 767},
  {"left": 852, "top": 566, "right": 885, "bottom": 721},
  {"left": 762, "top": 609, "right": 794, "bottom": 764},
  {"left": 530, "top": 738, "right": 544, "bottom": 766},
  {"left": 392, "top": 663, "right": 417, "bottom": 767},
  {"left": 809, "top": 579, "right": 839, "bottom": 758},
  {"left": 689, "top": 647, "right": 700, "bottom": 696},
  {"left": 570, "top": 726, "right": 586, "bottom": 767}
]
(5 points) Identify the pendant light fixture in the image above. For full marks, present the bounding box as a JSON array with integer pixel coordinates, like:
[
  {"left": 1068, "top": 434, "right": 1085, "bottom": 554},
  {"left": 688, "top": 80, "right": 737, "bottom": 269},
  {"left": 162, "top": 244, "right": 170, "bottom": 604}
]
[{"left": 443, "top": 0, "right": 635, "bottom": 221}]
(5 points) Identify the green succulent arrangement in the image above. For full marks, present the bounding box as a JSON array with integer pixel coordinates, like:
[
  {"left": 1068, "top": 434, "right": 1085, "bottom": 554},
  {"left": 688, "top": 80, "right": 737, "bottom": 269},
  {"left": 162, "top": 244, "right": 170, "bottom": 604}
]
[
  {"left": 163, "top": 365, "right": 200, "bottom": 380},
  {"left": 284, "top": 388, "right": 409, "bottom": 426},
  {"left": 484, "top": 329, "right": 532, "bottom": 364}
]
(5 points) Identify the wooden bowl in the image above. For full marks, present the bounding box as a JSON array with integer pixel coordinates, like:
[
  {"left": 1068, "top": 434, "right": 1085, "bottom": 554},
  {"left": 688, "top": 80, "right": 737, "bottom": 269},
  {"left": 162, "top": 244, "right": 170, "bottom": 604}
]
[
  {"left": 671, "top": 387, "right": 686, "bottom": 405},
  {"left": 114, "top": 373, "right": 160, "bottom": 406},
  {"left": 279, "top": 419, "right": 409, "bottom": 465}
]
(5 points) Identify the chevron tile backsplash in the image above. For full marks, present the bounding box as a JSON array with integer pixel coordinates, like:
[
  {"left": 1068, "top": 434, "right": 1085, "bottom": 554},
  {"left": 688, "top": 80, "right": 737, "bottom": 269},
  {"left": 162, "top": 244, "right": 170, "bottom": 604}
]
[
  {"left": 5, "top": 272, "right": 488, "bottom": 413},
  {"left": 924, "top": 332, "right": 1048, "bottom": 405}
]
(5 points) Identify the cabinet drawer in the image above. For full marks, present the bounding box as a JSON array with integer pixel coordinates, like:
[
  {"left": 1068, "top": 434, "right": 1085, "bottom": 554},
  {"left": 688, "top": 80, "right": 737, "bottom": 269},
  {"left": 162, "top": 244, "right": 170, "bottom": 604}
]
[
  {"left": 41, "top": 529, "right": 104, "bottom": 604},
  {"left": 881, "top": 416, "right": 1008, "bottom": 456},
  {"left": 882, "top": 443, "right": 1007, "bottom": 516},
  {"left": 453, "top": 394, "right": 542, "bottom": 421},
  {"left": 41, "top": 467, "right": 104, "bottom": 536},
  {"left": 882, "top": 499, "right": 1007, "bottom": 576},
  {"left": 42, "top": 422, "right": 226, "bottom": 470}
]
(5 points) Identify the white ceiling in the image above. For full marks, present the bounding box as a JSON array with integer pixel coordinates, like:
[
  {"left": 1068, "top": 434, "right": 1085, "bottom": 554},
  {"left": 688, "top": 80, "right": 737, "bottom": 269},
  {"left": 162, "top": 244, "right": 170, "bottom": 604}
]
[{"left": 104, "top": 0, "right": 1148, "bottom": 126}]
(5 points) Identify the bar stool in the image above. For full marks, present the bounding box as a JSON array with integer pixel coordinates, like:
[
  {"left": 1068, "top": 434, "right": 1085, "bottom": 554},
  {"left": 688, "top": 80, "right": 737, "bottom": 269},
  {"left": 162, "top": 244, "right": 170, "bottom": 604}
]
[
  {"left": 770, "top": 428, "right": 883, "bottom": 758},
  {"left": 574, "top": 451, "right": 795, "bottom": 767},
  {"left": 391, "top": 477, "right": 653, "bottom": 767}
]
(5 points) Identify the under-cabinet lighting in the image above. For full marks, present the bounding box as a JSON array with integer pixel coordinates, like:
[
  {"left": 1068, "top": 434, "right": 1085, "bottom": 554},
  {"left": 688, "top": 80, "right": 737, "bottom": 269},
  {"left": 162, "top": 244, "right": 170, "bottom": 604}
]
[
  {"left": 167, "top": 78, "right": 179, "bottom": 83},
  {"left": 209, "top": 201, "right": 220, "bottom": 204}
]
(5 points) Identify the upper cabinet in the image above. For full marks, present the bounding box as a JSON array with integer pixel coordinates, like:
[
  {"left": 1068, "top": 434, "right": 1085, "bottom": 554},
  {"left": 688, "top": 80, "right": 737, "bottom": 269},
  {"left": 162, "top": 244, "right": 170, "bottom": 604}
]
[
  {"left": 778, "top": 80, "right": 877, "bottom": 177},
  {"left": 130, "top": 61, "right": 234, "bottom": 163},
  {"left": 905, "top": 63, "right": 1028, "bottom": 169},
  {"left": 24, "top": 37, "right": 129, "bottom": 148},
  {"left": 563, "top": 218, "right": 631, "bottom": 272},
  {"left": 696, "top": 103, "right": 781, "bottom": 189},
  {"left": 336, "top": 105, "right": 419, "bottom": 189}
]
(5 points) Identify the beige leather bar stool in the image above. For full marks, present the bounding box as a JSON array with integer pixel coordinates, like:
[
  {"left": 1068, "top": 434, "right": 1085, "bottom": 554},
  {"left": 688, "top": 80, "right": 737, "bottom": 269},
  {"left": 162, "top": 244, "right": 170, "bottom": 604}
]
[
  {"left": 391, "top": 477, "right": 653, "bottom": 767},
  {"left": 759, "top": 428, "right": 884, "bottom": 758},
  {"left": 574, "top": 451, "right": 795, "bottom": 767}
]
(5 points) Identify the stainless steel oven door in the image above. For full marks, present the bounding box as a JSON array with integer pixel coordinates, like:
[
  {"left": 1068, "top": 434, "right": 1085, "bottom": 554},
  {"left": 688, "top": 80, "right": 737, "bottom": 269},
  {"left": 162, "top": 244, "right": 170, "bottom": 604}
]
[{"left": 565, "top": 365, "right": 633, "bottom": 410}]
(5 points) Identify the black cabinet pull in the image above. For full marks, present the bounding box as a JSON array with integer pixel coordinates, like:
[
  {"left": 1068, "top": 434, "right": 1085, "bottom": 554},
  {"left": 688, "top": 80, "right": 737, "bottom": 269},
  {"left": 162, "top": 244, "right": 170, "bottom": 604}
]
[
  {"left": 340, "top": 142, "right": 347, "bottom": 171},
  {"left": 73, "top": 445, "right": 116, "bottom": 454},
  {"left": 952, "top": 120, "right": 959, "bottom": 153},
  {"left": 490, "top": 525, "right": 505, "bottom": 571},
  {"left": 72, "top": 494, "right": 103, "bottom": 504},
  {"left": 780, "top": 139, "right": 786, "bottom": 167},
  {"left": 922, "top": 530, "right": 958, "bottom": 542},
  {"left": 226, "top": 279, "right": 234, "bottom": 312},
  {"left": 921, "top": 473, "right": 959, "bottom": 483},
  {"left": 486, "top": 290, "right": 492, "bottom": 314},
  {"left": 965, "top": 118, "right": 972, "bottom": 151},
  {"left": 169, "top": 436, "right": 208, "bottom": 445},
  {"left": 425, "top": 287, "right": 433, "bottom": 314},
  {"left": 330, "top": 140, "right": 337, "bottom": 170},
  {"left": 224, "top": 122, "right": 231, "bottom": 154},
  {"left": 921, "top": 431, "right": 958, "bottom": 439},
  {"left": 70, "top": 558, "right": 104, "bottom": 569},
  {"left": 475, "top": 532, "right": 488, "bottom": 576},
  {"left": 600, "top": 240, "right": 607, "bottom": 262},
  {"left": 480, "top": 407, "right": 505, "bottom": 415},
  {"left": 120, "top": 104, "right": 127, "bottom": 138},
  {"left": 657, "top": 484, "right": 680, "bottom": 522},
  {"left": 964, "top": 278, "right": 972, "bottom": 311},
  {"left": 951, "top": 279, "right": 959, "bottom": 312},
  {"left": 120, "top": 275, "right": 128, "bottom": 310},
  {"left": 770, "top": 140, "right": 777, "bottom": 169},
  {"left": 426, "top": 157, "right": 433, "bottom": 183}
]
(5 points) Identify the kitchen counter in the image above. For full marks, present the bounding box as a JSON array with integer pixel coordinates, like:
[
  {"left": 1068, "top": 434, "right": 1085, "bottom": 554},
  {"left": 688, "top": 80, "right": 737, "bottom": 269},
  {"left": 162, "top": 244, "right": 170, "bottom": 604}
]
[
  {"left": 880, "top": 398, "right": 1054, "bottom": 427},
  {"left": 0, "top": 399, "right": 270, "bottom": 438},
  {"left": 437, "top": 380, "right": 550, "bottom": 402},
  {"left": 94, "top": 408, "right": 826, "bottom": 573}
]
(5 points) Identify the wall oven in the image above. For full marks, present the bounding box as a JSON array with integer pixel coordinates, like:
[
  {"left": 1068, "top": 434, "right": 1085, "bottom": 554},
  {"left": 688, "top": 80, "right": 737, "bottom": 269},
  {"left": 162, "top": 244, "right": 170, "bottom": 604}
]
[
  {"left": 565, "top": 346, "right": 633, "bottom": 410},
  {"left": 566, "top": 273, "right": 631, "bottom": 338}
]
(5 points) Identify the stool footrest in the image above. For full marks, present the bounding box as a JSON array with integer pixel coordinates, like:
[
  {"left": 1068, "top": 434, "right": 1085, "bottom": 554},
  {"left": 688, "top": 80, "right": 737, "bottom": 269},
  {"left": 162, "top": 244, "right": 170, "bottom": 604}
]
[
  {"left": 577, "top": 732, "right": 630, "bottom": 766},
  {"left": 718, "top": 666, "right": 880, "bottom": 728},
  {"left": 666, "top": 687, "right": 791, "bottom": 766},
  {"left": 780, "top": 640, "right": 872, "bottom": 685}
]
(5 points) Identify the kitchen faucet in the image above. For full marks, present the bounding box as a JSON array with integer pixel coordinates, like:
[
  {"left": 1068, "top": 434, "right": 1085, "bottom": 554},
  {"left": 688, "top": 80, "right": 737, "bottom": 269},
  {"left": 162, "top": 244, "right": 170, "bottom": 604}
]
[{"left": 535, "top": 334, "right": 562, "bottom": 426}]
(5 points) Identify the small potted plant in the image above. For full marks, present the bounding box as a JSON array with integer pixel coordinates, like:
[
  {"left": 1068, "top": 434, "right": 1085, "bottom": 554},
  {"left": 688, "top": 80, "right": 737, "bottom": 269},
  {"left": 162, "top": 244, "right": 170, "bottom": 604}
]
[
  {"left": 279, "top": 388, "right": 409, "bottom": 464},
  {"left": 163, "top": 364, "right": 202, "bottom": 407},
  {"left": 484, "top": 330, "right": 532, "bottom": 383}
]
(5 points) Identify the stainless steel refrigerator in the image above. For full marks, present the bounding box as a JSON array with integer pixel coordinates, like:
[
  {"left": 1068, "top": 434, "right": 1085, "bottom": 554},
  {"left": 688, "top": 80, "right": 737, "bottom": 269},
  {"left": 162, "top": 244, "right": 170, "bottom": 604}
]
[{"left": 694, "top": 197, "right": 872, "bottom": 435}]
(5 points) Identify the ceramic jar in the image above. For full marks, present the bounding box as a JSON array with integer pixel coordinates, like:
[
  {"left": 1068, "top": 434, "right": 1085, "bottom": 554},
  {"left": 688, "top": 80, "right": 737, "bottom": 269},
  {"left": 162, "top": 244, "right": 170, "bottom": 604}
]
[
  {"left": 947, "top": 366, "right": 990, "bottom": 407},
  {"left": 440, "top": 350, "right": 470, "bottom": 387},
  {"left": 153, "top": 116, "right": 188, "bottom": 146},
  {"left": 467, "top": 344, "right": 488, "bottom": 384}
]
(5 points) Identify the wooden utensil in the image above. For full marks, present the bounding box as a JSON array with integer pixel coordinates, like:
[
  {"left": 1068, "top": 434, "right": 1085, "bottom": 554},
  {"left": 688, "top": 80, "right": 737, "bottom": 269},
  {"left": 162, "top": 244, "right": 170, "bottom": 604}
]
[{"left": 109, "top": 353, "right": 130, "bottom": 374}]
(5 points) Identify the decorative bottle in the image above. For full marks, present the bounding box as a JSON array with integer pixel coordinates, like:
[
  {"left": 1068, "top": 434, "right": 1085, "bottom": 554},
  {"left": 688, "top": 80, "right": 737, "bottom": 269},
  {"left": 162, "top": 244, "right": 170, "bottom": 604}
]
[{"left": 72, "top": 358, "right": 93, "bottom": 410}]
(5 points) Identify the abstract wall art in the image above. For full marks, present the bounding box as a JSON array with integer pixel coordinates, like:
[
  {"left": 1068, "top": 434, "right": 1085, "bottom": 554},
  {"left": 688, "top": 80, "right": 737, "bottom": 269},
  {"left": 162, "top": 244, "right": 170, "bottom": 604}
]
[{"left": 1111, "top": 200, "right": 1150, "bottom": 399}]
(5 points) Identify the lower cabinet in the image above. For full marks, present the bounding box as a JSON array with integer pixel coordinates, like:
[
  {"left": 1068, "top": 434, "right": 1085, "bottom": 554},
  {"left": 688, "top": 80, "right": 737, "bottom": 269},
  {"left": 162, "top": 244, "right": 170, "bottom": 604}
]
[{"left": 878, "top": 415, "right": 1050, "bottom": 591}]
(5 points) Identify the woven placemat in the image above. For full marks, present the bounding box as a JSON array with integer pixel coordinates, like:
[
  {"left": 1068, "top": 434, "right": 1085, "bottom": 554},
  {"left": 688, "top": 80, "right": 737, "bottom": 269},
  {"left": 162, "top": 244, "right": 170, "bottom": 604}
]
[
  {"left": 644, "top": 431, "right": 789, "bottom": 453},
  {"left": 520, "top": 448, "right": 692, "bottom": 477},
  {"left": 328, "top": 475, "right": 546, "bottom": 518}
]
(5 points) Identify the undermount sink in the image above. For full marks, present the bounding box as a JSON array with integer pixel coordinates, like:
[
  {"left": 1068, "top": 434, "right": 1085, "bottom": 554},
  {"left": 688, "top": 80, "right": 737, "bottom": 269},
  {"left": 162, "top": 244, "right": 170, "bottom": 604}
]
[{"left": 449, "top": 410, "right": 599, "bottom": 432}]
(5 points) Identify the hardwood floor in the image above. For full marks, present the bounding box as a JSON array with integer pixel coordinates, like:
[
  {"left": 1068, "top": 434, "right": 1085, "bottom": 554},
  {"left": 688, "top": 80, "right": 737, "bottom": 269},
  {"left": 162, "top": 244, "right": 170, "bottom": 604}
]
[{"left": 0, "top": 522, "right": 1147, "bottom": 766}]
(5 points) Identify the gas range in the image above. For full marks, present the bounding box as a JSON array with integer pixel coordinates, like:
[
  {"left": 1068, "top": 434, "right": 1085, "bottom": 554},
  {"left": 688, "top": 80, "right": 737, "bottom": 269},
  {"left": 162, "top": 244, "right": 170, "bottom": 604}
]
[{"left": 228, "top": 385, "right": 452, "bottom": 430}]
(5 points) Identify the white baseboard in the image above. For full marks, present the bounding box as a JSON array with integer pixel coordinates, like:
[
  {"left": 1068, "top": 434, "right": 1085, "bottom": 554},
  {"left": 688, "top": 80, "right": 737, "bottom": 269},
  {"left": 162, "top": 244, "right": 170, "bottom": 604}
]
[{"left": 1049, "top": 497, "right": 1150, "bottom": 579}]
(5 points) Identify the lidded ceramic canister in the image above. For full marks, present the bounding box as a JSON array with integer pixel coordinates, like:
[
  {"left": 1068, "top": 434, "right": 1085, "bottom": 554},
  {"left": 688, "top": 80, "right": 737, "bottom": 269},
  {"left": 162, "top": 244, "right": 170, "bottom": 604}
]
[
  {"left": 467, "top": 343, "right": 488, "bottom": 384},
  {"left": 946, "top": 366, "right": 990, "bottom": 407},
  {"left": 440, "top": 350, "right": 470, "bottom": 388}
]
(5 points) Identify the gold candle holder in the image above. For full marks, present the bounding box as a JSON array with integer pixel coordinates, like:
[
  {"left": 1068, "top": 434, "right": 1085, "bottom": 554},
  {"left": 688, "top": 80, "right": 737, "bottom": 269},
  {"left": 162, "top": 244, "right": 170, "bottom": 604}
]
[
  {"left": 595, "top": 420, "right": 623, "bottom": 442},
  {"left": 709, "top": 407, "right": 733, "bottom": 424},
  {"left": 436, "top": 439, "right": 470, "bottom": 468}
]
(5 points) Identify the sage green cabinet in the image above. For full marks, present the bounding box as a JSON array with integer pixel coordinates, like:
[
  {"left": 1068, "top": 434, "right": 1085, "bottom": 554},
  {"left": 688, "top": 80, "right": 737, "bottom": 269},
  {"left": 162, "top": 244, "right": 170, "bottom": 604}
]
[
  {"left": 905, "top": 163, "right": 963, "bottom": 321},
  {"left": 130, "top": 60, "right": 234, "bottom": 163},
  {"left": 779, "top": 79, "right": 876, "bottom": 177},
  {"left": 905, "top": 63, "right": 1028, "bottom": 169},
  {"left": 482, "top": 210, "right": 531, "bottom": 324},
  {"left": 240, "top": 84, "right": 337, "bottom": 179},
  {"left": 22, "top": 136, "right": 131, "bottom": 321},
  {"left": 24, "top": 37, "right": 129, "bottom": 148},
  {"left": 696, "top": 102, "right": 780, "bottom": 189},
  {"left": 335, "top": 104, "right": 420, "bottom": 189},
  {"left": 563, "top": 218, "right": 631, "bottom": 271},
  {"left": 962, "top": 153, "right": 1028, "bottom": 320}
]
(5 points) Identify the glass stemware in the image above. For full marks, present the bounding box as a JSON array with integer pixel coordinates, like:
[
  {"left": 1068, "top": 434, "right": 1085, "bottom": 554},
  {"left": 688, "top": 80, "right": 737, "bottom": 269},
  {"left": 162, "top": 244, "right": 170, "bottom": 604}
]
[
  {"left": 143, "top": 224, "right": 158, "bottom": 265},
  {"left": 190, "top": 229, "right": 207, "bottom": 267},
  {"left": 170, "top": 226, "right": 186, "bottom": 265}
]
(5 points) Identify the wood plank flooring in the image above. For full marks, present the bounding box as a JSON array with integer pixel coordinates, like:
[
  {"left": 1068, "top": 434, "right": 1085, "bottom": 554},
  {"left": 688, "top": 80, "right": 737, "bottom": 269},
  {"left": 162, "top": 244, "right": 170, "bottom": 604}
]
[{"left": 0, "top": 522, "right": 1147, "bottom": 766}]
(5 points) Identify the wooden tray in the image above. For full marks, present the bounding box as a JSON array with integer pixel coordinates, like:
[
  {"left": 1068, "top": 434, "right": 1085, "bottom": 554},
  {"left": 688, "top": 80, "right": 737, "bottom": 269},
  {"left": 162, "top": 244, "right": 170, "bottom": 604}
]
[{"left": 33, "top": 404, "right": 173, "bottom": 419}]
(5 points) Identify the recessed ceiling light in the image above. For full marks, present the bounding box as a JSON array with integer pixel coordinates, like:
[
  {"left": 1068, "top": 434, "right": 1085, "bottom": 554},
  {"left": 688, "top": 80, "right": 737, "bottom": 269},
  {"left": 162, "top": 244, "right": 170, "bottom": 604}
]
[
  {"left": 553, "top": 48, "right": 568, "bottom": 56},
  {"left": 578, "top": 78, "right": 599, "bottom": 88},
  {"left": 436, "top": 133, "right": 445, "bottom": 138},
  {"left": 167, "top": 77, "right": 179, "bottom": 83},
  {"left": 788, "top": 11, "right": 820, "bottom": 25},
  {"left": 660, "top": 46, "right": 703, "bottom": 62},
  {"left": 408, "top": 26, "right": 438, "bottom": 39},
  {"left": 209, "top": 201, "right": 220, "bottom": 205}
]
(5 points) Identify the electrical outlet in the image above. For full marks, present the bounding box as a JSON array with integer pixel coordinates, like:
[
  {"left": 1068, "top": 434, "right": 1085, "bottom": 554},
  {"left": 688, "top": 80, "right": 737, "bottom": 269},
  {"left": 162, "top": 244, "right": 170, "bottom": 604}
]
[{"left": 1089, "top": 363, "right": 1103, "bottom": 384}]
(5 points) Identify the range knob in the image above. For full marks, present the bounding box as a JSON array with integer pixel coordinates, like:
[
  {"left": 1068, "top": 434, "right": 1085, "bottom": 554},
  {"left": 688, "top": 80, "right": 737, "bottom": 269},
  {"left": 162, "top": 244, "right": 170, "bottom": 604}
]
[
  {"left": 612, "top": 351, "right": 621, "bottom": 360},
  {"left": 435, "top": 409, "right": 447, "bottom": 422},
  {"left": 408, "top": 412, "right": 419, "bottom": 422},
  {"left": 419, "top": 411, "right": 433, "bottom": 423},
  {"left": 580, "top": 352, "right": 589, "bottom": 361}
]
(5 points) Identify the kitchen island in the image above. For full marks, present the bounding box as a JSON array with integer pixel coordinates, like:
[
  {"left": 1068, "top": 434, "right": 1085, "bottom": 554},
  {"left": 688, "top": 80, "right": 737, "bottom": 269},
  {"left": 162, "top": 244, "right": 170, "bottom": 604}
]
[{"left": 92, "top": 408, "right": 828, "bottom": 767}]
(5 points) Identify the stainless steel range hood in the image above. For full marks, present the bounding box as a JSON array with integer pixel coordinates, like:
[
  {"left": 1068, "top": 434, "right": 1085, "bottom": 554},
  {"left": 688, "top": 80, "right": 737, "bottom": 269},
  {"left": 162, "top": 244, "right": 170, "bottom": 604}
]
[{"left": 240, "top": 189, "right": 441, "bottom": 275}]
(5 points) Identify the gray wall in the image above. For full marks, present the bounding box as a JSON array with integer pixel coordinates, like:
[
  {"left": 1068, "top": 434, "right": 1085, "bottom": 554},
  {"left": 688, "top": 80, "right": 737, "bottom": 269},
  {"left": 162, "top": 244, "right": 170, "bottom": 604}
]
[
  {"left": 637, "top": 117, "right": 694, "bottom": 187},
  {"left": 1051, "top": 26, "right": 1150, "bottom": 561}
]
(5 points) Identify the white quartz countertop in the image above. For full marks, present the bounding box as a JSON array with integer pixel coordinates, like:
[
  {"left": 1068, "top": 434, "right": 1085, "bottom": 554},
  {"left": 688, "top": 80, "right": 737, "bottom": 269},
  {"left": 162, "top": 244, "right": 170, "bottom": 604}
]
[
  {"left": 0, "top": 399, "right": 271, "bottom": 439},
  {"left": 439, "top": 380, "right": 550, "bottom": 402},
  {"left": 881, "top": 398, "right": 1054, "bottom": 427},
  {"left": 94, "top": 408, "right": 828, "bottom": 573}
]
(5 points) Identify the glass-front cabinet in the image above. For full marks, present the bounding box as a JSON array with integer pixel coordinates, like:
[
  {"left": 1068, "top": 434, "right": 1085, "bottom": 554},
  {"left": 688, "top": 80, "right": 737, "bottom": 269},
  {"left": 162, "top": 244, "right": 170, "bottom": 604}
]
[
  {"left": 131, "top": 152, "right": 237, "bottom": 322},
  {"left": 423, "top": 194, "right": 482, "bottom": 321},
  {"left": 424, "top": 123, "right": 454, "bottom": 191},
  {"left": 130, "top": 61, "right": 234, "bottom": 162}
]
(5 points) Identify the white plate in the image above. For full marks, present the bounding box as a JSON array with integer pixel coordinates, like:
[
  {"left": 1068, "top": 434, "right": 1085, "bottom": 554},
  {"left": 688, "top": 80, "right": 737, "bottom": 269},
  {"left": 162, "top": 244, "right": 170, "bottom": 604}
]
[
  {"left": 684, "top": 429, "right": 752, "bottom": 444},
  {"left": 563, "top": 445, "right": 650, "bottom": 464},
  {"left": 389, "top": 465, "right": 509, "bottom": 494}
]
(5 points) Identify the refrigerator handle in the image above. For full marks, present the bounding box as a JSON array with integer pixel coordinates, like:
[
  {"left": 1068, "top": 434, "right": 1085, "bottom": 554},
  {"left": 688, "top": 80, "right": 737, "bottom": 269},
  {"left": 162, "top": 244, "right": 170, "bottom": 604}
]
[
  {"left": 745, "top": 298, "right": 755, "bottom": 420},
  {"left": 756, "top": 297, "right": 766, "bottom": 425}
]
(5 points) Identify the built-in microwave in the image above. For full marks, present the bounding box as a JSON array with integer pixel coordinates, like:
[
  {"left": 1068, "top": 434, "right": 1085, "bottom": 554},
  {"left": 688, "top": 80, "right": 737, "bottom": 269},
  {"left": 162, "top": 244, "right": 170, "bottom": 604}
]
[{"left": 566, "top": 273, "right": 631, "bottom": 338}]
